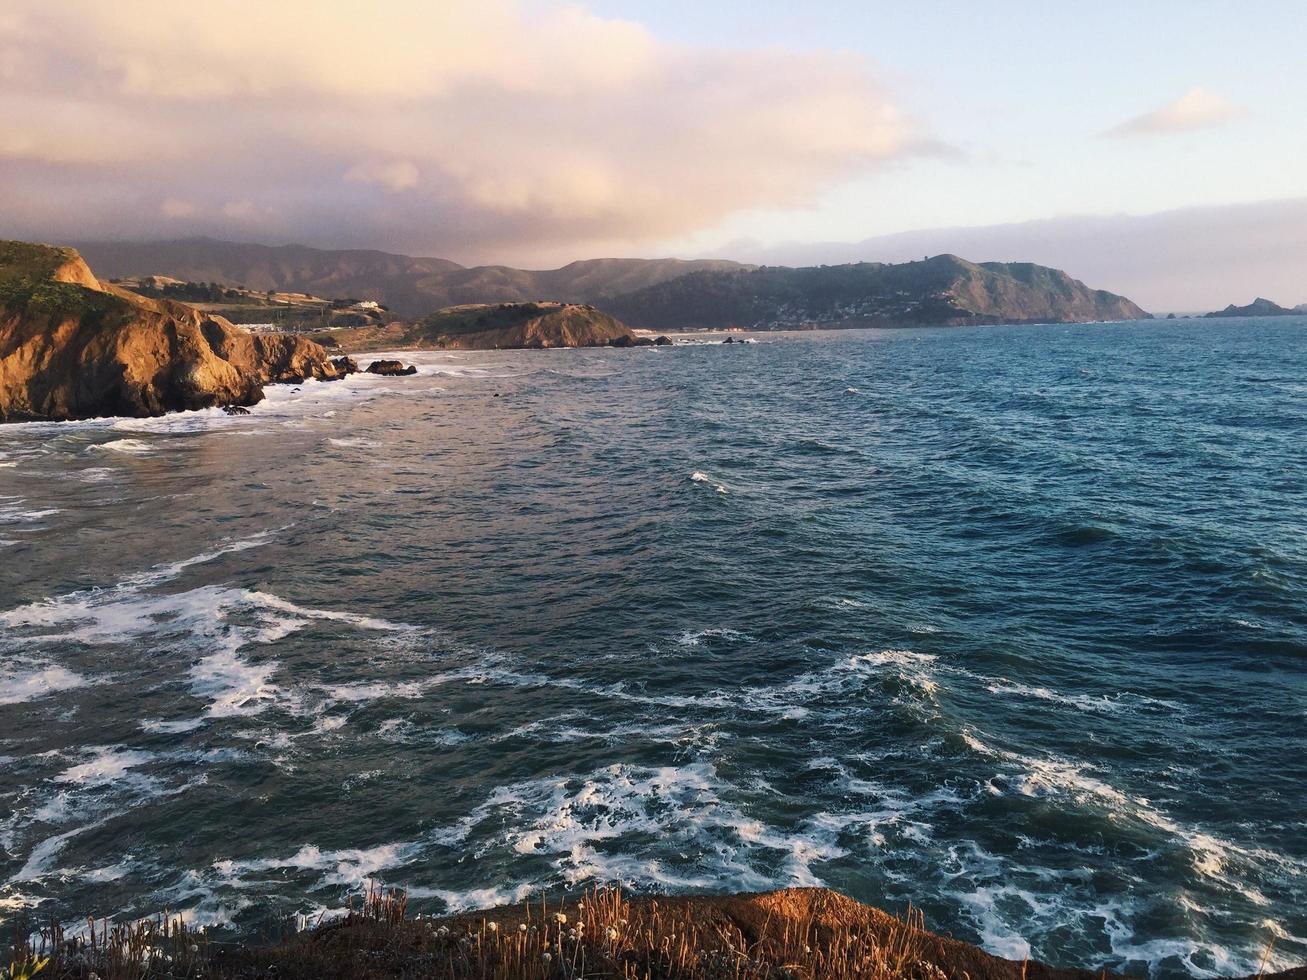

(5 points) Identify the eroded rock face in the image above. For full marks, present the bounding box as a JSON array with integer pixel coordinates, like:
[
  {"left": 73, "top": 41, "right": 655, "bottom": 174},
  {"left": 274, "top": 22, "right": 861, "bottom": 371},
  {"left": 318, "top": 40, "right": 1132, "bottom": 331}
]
[{"left": 0, "top": 241, "right": 343, "bottom": 422}]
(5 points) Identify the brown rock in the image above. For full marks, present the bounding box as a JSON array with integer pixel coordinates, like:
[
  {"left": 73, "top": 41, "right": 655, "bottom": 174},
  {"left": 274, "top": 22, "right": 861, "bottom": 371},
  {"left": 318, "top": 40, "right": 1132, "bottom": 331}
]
[
  {"left": 364, "top": 359, "right": 417, "bottom": 376},
  {"left": 0, "top": 241, "right": 342, "bottom": 422}
]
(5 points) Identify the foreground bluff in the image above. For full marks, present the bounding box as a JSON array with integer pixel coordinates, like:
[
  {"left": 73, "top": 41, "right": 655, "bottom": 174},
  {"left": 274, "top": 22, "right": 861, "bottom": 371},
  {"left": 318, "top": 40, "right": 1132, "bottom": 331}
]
[{"left": 0, "top": 242, "right": 345, "bottom": 422}]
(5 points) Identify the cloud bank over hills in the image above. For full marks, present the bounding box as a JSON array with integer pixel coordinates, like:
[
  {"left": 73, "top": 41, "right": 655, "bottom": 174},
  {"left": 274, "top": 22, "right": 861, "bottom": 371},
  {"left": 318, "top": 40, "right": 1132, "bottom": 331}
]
[{"left": 0, "top": 0, "right": 920, "bottom": 261}]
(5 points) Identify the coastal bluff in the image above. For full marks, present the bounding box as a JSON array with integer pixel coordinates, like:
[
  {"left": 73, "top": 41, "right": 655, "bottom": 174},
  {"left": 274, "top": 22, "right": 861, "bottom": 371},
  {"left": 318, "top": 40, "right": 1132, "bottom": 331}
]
[
  {"left": 0, "top": 241, "right": 346, "bottom": 422},
  {"left": 36, "top": 886, "right": 1301, "bottom": 980},
  {"left": 320, "top": 301, "right": 640, "bottom": 351}
]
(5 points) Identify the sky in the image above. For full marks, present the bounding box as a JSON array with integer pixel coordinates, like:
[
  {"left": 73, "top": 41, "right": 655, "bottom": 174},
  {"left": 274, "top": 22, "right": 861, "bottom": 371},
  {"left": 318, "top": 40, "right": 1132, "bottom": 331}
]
[{"left": 2, "top": 0, "right": 1305, "bottom": 308}]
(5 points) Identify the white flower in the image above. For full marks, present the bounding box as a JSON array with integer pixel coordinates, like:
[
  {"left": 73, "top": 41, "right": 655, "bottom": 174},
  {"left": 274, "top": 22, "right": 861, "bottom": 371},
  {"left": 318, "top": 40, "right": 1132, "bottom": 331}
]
[
  {"left": 189, "top": 944, "right": 199, "bottom": 953},
  {"left": 554, "top": 912, "right": 567, "bottom": 925},
  {"left": 519, "top": 923, "right": 529, "bottom": 933},
  {"left": 487, "top": 921, "right": 498, "bottom": 933},
  {"left": 542, "top": 951, "right": 552, "bottom": 963}
]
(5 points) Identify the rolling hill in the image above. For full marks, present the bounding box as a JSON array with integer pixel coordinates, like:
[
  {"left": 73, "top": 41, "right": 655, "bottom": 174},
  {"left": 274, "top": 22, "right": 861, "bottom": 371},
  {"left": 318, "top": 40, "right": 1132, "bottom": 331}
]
[
  {"left": 604, "top": 254, "right": 1149, "bottom": 329},
  {"left": 74, "top": 238, "right": 747, "bottom": 316}
]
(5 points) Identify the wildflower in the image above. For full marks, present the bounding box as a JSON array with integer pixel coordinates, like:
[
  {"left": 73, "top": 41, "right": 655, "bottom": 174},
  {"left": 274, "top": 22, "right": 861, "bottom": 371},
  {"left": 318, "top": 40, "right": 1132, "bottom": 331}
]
[
  {"left": 554, "top": 912, "right": 567, "bottom": 925},
  {"left": 519, "top": 923, "right": 528, "bottom": 933},
  {"left": 606, "top": 927, "right": 619, "bottom": 941},
  {"left": 542, "top": 951, "right": 552, "bottom": 963},
  {"left": 566, "top": 929, "right": 577, "bottom": 941},
  {"left": 804, "top": 945, "right": 813, "bottom": 954},
  {"left": 436, "top": 925, "right": 450, "bottom": 938},
  {"left": 487, "top": 921, "right": 499, "bottom": 933},
  {"left": 189, "top": 944, "right": 199, "bottom": 953}
]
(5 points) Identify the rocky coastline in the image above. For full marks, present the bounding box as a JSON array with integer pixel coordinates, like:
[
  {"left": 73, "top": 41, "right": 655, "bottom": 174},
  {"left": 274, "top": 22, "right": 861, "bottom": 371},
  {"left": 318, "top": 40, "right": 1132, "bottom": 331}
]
[{"left": 0, "top": 242, "right": 348, "bottom": 423}]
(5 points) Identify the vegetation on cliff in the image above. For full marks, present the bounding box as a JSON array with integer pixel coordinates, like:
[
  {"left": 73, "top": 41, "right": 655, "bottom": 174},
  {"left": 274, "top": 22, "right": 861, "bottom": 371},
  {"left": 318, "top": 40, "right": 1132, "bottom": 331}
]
[{"left": 8, "top": 886, "right": 1300, "bottom": 980}]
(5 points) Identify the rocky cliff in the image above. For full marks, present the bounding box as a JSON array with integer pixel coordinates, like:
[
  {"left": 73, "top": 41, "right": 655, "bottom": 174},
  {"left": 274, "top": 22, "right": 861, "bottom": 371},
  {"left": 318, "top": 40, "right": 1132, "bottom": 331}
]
[
  {"left": 606, "top": 254, "right": 1149, "bottom": 330},
  {"left": 0, "top": 241, "right": 345, "bottom": 422},
  {"left": 323, "top": 302, "right": 637, "bottom": 351}
]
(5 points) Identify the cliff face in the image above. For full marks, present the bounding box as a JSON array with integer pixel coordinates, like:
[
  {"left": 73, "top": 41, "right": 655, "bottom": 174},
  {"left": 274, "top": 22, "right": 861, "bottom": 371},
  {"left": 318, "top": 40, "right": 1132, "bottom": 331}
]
[
  {"left": 0, "top": 241, "right": 344, "bottom": 422},
  {"left": 606, "top": 255, "right": 1149, "bottom": 330},
  {"left": 324, "top": 302, "right": 636, "bottom": 351}
]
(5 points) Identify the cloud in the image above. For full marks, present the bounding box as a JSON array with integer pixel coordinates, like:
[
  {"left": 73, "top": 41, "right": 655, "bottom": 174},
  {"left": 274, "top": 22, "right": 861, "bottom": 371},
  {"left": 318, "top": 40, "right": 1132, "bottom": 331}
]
[
  {"left": 0, "top": 0, "right": 922, "bottom": 261},
  {"left": 160, "top": 198, "right": 198, "bottom": 219},
  {"left": 1106, "top": 87, "right": 1247, "bottom": 138},
  {"left": 344, "top": 161, "right": 421, "bottom": 193}
]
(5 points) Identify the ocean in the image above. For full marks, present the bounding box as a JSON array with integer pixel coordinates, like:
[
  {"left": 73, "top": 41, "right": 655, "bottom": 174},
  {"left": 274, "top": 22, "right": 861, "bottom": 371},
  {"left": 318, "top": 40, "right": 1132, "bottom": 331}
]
[{"left": 1, "top": 319, "right": 1304, "bottom": 977}]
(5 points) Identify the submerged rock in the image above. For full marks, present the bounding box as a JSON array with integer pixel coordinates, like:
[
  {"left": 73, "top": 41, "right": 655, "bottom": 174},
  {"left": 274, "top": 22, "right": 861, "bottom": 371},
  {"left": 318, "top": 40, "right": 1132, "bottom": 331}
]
[
  {"left": 365, "top": 359, "right": 418, "bottom": 376},
  {"left": 222, "top": 405, "right": 251, "bottom": 416},
  {"left": 0, "top": 241, "right": 345, "bottom": 422}
]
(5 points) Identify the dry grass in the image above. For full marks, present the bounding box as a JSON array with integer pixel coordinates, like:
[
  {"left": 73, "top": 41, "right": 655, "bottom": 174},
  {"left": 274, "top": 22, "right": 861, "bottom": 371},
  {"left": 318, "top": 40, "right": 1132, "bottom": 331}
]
[{"left": 7, "top": 884, "right": 942, "bottom": 980}]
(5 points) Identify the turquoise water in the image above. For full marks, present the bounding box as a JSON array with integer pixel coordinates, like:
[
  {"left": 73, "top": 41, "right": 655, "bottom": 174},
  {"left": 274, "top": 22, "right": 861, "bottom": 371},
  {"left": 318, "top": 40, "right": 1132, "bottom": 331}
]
[{"left": 1, "top": 319, "right": 1304, "bottom": 976}]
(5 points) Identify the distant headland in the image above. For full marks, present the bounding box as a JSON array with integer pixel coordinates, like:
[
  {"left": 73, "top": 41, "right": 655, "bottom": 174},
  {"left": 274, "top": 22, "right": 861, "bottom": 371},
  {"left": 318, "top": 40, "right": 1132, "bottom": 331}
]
[{"left": 74, "top": 238, "right": 1148, "bottom": 330}]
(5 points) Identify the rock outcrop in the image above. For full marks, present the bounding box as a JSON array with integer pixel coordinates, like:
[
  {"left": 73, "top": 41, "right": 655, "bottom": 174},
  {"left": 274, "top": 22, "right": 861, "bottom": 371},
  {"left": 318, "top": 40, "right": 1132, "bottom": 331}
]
[
  {"left": 1203, "top": 297, "right": 1297, "bottom": 318},
  {"left": 0, "top": 241, "right": 345, "bottom": 422},
  {"left": 364, "top": 359, "right": 417, "bottom": 376},
  {"left": 323, "top": 302, "right": 638, "bottom": 351}
]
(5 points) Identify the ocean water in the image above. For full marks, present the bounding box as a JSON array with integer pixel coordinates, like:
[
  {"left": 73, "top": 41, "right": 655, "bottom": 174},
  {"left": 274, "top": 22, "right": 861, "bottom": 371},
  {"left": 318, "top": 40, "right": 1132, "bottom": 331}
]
[{"left": 1, "top": 319, "right": 1305, "bottom": 976}]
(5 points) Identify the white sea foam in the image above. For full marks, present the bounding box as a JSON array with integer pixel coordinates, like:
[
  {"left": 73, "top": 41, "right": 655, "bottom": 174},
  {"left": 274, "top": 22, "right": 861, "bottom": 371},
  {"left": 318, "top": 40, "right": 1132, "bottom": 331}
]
[
  {"left": 87, "top": 438, "right": 154, "bottom": 455},
  {"left": 985, "top": 678, "right": 1182, "bottom": 716},
  {"left": 0, "top": 530, "right": 409, "bottom": 718},
  {"left": 77, "top": 466, "right": 118, "bottom": 483},
  {"left": 960, "top": 726, "right": 1301, "bottom": 912},
  {"left": 689, "top": 471, "right": 727, "bottom": 493},
  {"left": 0, "top": 662, "right": 88, "bottom": 705},
  {"left": 55, "top": 746, "right": 158, "bottom": 787},
  {"left": 140, "top": 718, "right": 206, "bottom": 735},
  {"left": 675, "top": 627, "right": 748, "bottom": 647},
  {"left": 0, "top": 496, "right": 60, "bottom": 525},
  {"left": 213, "top": 840, "right": 426, "bottom": 891}
]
